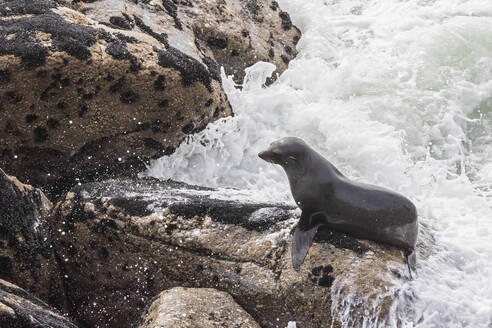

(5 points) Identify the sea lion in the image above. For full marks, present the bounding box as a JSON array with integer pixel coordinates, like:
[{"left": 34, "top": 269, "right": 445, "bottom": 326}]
[{"left": 258, "top": 137, "right": 418, "bottom": 272}]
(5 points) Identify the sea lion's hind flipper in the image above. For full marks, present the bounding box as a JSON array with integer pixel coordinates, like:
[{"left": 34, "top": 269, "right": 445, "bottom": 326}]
[
  {"left": 404, "top": 248, "right": 416, "bottom": 278},
  {"left": 291, "top": 213, "right": 319, "bottom": 271}
]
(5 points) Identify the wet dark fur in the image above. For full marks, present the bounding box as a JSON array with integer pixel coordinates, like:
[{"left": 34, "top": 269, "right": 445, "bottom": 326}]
[{"left": 259, "top": 137, "right": 418, "bottom": 272}]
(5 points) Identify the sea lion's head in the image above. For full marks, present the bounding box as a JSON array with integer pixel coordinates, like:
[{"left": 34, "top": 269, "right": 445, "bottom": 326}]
[{"left": 258, "top": 137, "right": 308, "bottom": 167}]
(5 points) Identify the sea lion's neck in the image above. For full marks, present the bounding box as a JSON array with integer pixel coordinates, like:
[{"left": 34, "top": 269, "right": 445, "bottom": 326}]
[
  {"left": 311, "top": 150, "right": 344, "bottom": 178},
  {"left": 283, "top": 150, "right": 341, "bottom": 192}
]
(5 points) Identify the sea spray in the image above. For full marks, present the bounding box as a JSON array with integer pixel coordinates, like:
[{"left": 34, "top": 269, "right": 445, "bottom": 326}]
[{"left": 146, "top": 0, "right": 492, "bottom": 326}]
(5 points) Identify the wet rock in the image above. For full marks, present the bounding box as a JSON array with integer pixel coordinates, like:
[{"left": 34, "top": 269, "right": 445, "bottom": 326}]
[
  {"left": 139, "top": 287, "right": 260, "bottom": 328},
  {"left": 0, "top": 0, "right": 300, "bottom": 199},
  {"left": 0, "top": 279, "right": 77, "bottom": 328},
  {"left": 50, "top": 178, "right": 410, "bottom": 328},
  {"left": 0, "top": 168, "right": 66, "bottom": 309}
]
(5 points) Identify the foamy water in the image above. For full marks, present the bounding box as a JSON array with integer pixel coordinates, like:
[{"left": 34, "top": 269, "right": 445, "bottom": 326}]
[{"left": 145, "top": 0, "right": 492, "bottom": 326}]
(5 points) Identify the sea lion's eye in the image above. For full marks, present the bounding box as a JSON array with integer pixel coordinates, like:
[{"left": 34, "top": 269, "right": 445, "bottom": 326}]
[{"left": 288, "top": 156, "right": 297, "bottom": 160}]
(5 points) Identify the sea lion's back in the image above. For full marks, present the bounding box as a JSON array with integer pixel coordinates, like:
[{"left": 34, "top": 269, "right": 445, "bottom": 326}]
[{"left": 332, "top": 178, "right": 417, "bottom": 225}]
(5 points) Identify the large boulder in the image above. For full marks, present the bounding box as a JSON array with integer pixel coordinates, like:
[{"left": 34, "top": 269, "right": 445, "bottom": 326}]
[
  {"left": 139, "top": 287, "right": 260, "bottom": 328},
  {"left": 50, "top": 178, "right": 410, "bottom": 328},
  {"left": 0, "top": 0, "right": 300, "bottom": 198},
  {"left": 0, "top": 168, "right": 65, "bottom": 310},
  {"left": 0, "top": 279, "right": 77, "bottom": 328}
]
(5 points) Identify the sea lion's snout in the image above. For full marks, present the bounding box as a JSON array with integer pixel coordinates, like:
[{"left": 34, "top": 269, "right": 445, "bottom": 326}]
[{"left": 258, "top": 149, "right": 277, "bottom": 164}]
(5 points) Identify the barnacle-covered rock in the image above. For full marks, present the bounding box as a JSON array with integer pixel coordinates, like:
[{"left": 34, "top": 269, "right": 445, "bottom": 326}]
[{"left": 0, "top": 168, "right": 65, "bottom": 310}]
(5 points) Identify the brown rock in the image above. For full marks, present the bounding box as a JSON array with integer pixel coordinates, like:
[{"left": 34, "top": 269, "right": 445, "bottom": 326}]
[
  {"left": 50, "top": 178, "right": 411, "bottom": 328},
  {"left": 0, "top": 279, "right": 77, "bottom": 328},
  {"left": 139, "top": 287, "right": 260, "bottom": 328},
  {"left": 0, "top": 168, "right": 66, "bottom": 309},
  {"left": 0, "top": 0, "right": 300, "bottom": 198},
  {"left": 75, "top": 0, "right": 300, "bottom": 83}
]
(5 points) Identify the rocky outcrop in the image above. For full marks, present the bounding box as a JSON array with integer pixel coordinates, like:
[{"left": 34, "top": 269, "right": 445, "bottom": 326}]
[
  {"left": 139, "top": 287, "right": 260, "bottom": 328},
  {"left": 0, "top": 279, "right": 77, "bottom": 328},
  {"left": 50, "top": 178, "right": 410, "bottom": 328},
  {"left": 0, "top": 0, "right": 300, "bottom": 198},
  {"left": 76, "top": 0, "right": 300, "bottom": 83},
  {"left": 0, "top": 168, "right": 66, "bottom": 310}
]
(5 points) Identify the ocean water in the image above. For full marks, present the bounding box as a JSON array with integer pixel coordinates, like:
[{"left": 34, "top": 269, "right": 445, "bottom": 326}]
[{"left": 145, "top": 0, "right": 492, "bottom": 327}]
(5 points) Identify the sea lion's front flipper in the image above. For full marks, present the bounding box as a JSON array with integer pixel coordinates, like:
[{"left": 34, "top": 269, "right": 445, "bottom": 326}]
[{"left": 292, "top": 213, "right": 319, "bottom": 271}]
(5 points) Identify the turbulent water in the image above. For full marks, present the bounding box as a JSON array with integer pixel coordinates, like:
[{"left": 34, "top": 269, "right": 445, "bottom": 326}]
[{"left": 145, "top": 0, "right": 492, "bottom": 327}]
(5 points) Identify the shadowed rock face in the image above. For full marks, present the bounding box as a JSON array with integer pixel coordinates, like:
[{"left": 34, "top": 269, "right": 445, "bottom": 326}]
[
  {"left": 0, "top": 279, "right": 77, "bottom": 328},
  {"left": 0, "top": 0, "right": 300, "bottom": 199},
  {"left": 139, "top": 287, "right": 260, "bottom": 328},
  {"left": 0, "top": 168, "right": 66, "bottom": 310},
  {"left": 49, "top": 178, "right": 409, "bottom": 328}
]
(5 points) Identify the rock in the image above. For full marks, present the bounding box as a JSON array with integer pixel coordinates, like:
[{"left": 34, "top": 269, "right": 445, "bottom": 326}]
[
  {"left": 0, "top": 0, "right": 300, "bottom": 198},
  {"left": 50, "top": 178, "right": 410, "bottom": 328},
  {"left": 0, "top": 168, "right": 66, "bottom": 310},
  {"left": 0, "top": 279, "right": 77, "bottom": 328},
  {"left": 139, "top": 287, "right": 260, "bottom": 328},
  {"left": 72, "top": 0, "right": 300, "bottom": 83}
]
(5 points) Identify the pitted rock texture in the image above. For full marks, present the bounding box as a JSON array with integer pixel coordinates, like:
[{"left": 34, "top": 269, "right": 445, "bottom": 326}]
[
  {"left": 139, "top": 287, "right": 260, "bottom": 328},
  {"left": 50, "top": 178, "right": 410, "bottom": 328},
  {"left": 0, "top": 0, "right": 300, "bottom": 198},
  {"left": 71, "top": 0, "right": 300, "bottom": 83},
  {"left": 0, "top": 279, "right": 77, "bottom": 328},
  {"left": 0, "top": 168, "right": 66, "bottom": 310}
]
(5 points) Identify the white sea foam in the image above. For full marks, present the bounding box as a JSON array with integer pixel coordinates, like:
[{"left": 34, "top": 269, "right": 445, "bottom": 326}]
[
  {"left": 145, "top": 0, "right": 492, "bottom": 327},
  {"left": 286, "top": 322, "right": 296, "bottom": 328}
]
